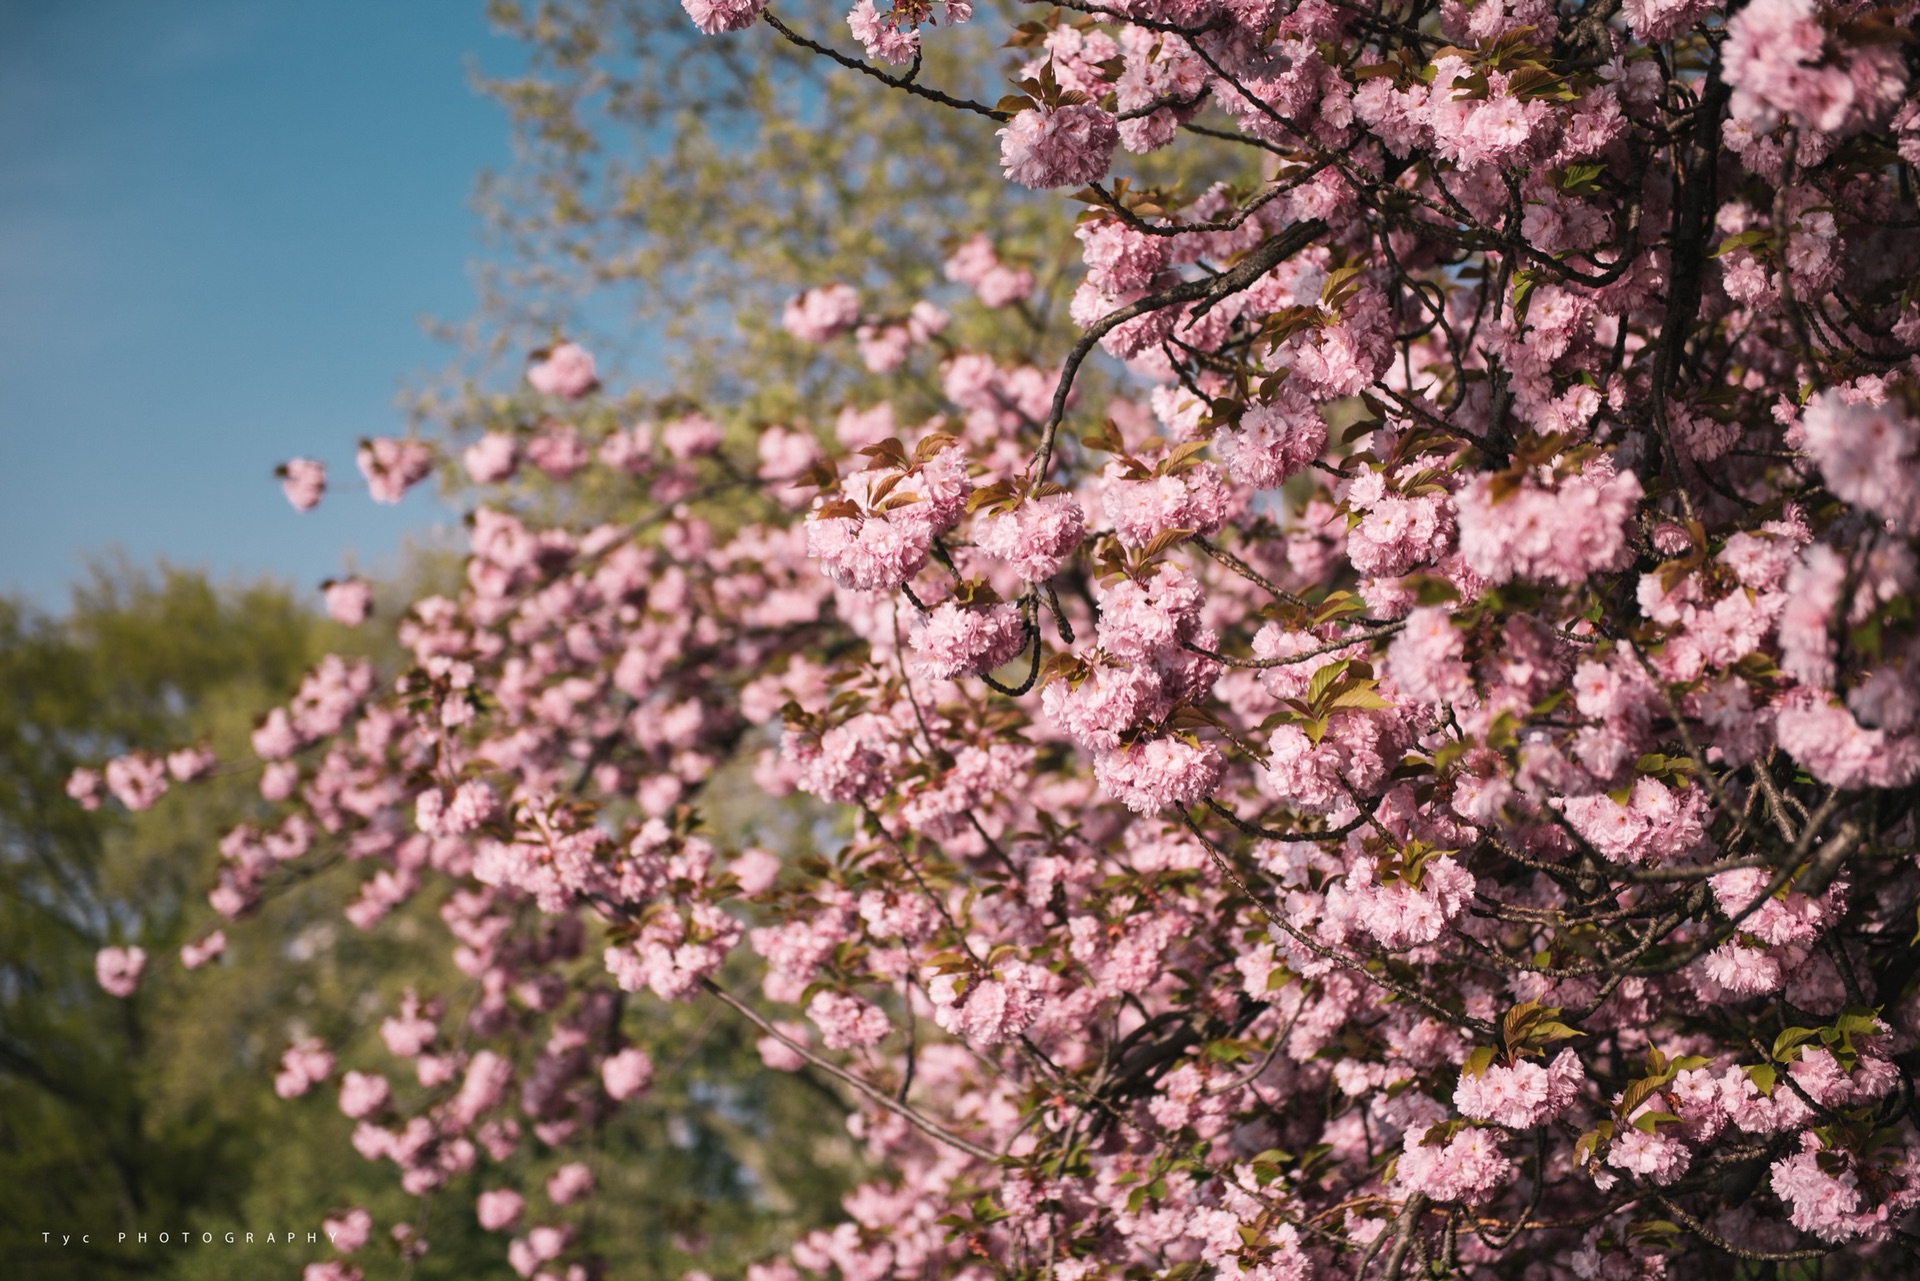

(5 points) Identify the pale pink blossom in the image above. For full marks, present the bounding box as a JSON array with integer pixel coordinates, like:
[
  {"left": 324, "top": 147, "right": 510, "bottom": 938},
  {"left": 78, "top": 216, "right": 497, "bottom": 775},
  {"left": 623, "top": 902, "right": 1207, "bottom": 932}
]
[
  {"left": 464, "top": 432, "right": 519, "bottom": 483},
  {"left": 356, "top": 437, "right": 433, "bottom": 504},
  {"left": 95, "top": 945, "right": 146, "bottom": 998},
  {"left": 180, "top": 931, "right": 226, "bottom": 969},
  {"left": 546, "top": 1162, "right": 594, "bottom": 1205},
  {"left": 279, "top": 458, "right": 328, "bottom": 511},
  {"left": 165, "top": 745, "right": 216, "bottom": 781},
  {"left": 476, "top": 1188, "right": 525, "bottom": 1232},
  {"left": 323, "top": 1207, "right": 372, "bottom": 1254},
  {"left": 1454, "top": 1050, "right": 1585, "bottom": 1130},
  {"left": 324, "top": 578, "right": 374, "bottom": 626},
  {"left": 998, "top": 103, "right": 1118, "bottom": 189},
  {"left": 65, "top": 766, "right": 102, "bottom": 810},
  {"left": 782, "top": 284, "right": 861, "bottom": 343},
  {"left": 1800, "top": 389, "right": 1920, "bottom": 532},
  {"left": 104, "top": 753, "right": 168, "bottom": 810},
  {"left": 909, "top": 601, "right": 1026, "bottom": 679},
  {"left": 526, "top": 342, "right": 598, "bottom": 400},
  {"left": 527, "top": 423, "right": 590, "bottom": 479},
  {"left": 338, "top": 1071, "right": 391, "bottom": 1119},
  {"left": 275, "top": 1037, "right": 336, "bottom": 1099},
  {"left": 601, "top": 1047, "right": 655, "bottom": 1100},
  {"left": 806, "top": 990, "right": 891, "bottom": 1049}
]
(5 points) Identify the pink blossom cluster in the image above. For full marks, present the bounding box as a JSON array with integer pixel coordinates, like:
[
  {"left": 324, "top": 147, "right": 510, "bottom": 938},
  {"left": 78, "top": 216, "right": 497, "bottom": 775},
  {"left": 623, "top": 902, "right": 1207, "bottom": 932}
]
[
  {"left": 781, "top": 283, "right": 861, "bottom": 344},
  {"left": 944, "top": 233, "right": 1034, "bottom": 308},
  {"left": 356, "top": 437, "right": 433, "bottom": 505},
  {"left": 526, "top": 342, "right": 598, "bottom": 400},
  {"left": 105, "top": 0, "right": 1920, "bottom": 1275}
]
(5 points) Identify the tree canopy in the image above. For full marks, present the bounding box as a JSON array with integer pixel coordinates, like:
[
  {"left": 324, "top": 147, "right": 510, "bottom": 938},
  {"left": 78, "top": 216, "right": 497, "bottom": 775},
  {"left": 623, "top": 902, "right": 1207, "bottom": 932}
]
[{"left": 42, "top": 0, "right": 1920, "bottom": 1277}]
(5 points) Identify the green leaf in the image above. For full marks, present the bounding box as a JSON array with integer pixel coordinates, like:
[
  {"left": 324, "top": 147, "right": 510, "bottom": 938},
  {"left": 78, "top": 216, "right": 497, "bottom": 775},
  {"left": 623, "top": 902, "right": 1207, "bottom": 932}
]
[
  {"left": 1772, "top": 1026, "right": 1819, "bottom": 1062},
  {"left": 1326, "top": 684, "right": 1394, "bottom": 712},
  {"left": 1305, "top": 659, "right": 1353, "bottom": 709},
  {"left": 1510, "top": 268, "right": 1538, "bottom": 325},
  {"left": 1712, "top": 228, "right": 1772, "bottom": 258}
]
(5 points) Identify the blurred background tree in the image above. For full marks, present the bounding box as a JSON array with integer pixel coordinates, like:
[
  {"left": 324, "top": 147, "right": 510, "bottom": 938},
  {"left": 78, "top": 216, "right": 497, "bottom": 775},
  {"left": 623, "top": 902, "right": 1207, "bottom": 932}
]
[{"left": 1, "top": 563, "right": 862, "bottom": 1280}]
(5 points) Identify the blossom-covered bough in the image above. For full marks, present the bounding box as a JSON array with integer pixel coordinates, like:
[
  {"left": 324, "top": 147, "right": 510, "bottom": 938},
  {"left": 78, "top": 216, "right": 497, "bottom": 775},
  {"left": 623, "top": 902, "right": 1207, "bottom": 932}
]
[{"left": 72, "top": 0, "right": 1920, "bottom": 1275}]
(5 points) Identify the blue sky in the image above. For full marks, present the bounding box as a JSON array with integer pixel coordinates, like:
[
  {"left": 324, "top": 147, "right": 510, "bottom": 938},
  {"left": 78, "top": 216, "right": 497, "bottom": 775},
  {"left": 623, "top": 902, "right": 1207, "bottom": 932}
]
[{"left": 0, "top": 0, "right": 516, "bottom": 608}]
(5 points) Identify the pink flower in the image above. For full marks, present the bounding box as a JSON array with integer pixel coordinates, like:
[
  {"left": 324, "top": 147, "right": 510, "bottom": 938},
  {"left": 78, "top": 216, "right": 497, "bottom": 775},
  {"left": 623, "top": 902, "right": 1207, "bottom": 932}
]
[
  {"left": 546, "top": 1162, "right": 594, "bottom": 1205},
  {"left": 1456, "top": 458, "right": 1641, "bottom": 586},
  {"left": 104, "top": 753, "right": 168, "bottom": 810},
  {"left": 526, "top": 342, "right": 598, "bottom": 400},
  {"left": 464, "top": 432, "right": 520, "bottom": 483},
  {"left": 757, "top": 1021, "right": 811, "bottom": 1071},
  {"left": 65, "top": 766, "right": 102, "bottom": 810},
  {"left": 806, "top": 990, "right": 891, "bottom": 1049},
  {"left": 757, "top": 424, "right": 821, "bottom": 484},
  {"left": 782, "top": 284, "right": 861, "bottom": 343},
  {"left": 323, "top": 1206, "right": 372, "bottom": 1254},
  {"left": 1556, "top": 779, "right": 1708, "bottom": 866},
  {"left": 1344, "top": 472, "right": 1453, "bottom": 579},
  {"left": 927, "top": 961, "right": 1046, "bottom": 1044},
  {"left": 1213, "top": 399, "right": 1327, "bottom": 489},
  {"left": 1092, "top": 735, "right": 1225, "bottom": 814},
  {"left": 1330, "top": 852, "right": 1476, "bottom": 950},
  {"left": 1387, "top": 607, "right": 1471, "bottom": 707},
  {"left": 1042, "top": 661, "right": 1167, "bottom": 754},
  {"left": 251, "top": 707, "right": 303, "bottom": 761},
  {"left": 323, "top": 579, "right": 374, "bottom": 626},
  {"left": 95, "top": 945, "right": 146, "bottom": 998},
  {"left": 681, "top": 0, "right": 765, "bottom": 34},
  {"left": 380, "top": 992, "right": 437, "bottom": 1058},
  {"left": 975, "top": 263, "right": 1035, "bottom": 308},
  {"left": 356, "top": 437, "right": 433, "bottom": 505},
  {"left": 943, "top": 231, "right": 1036, "bottom": 308},
  {"left": 972, "top": 491, "right": 1085, "bottom": 581},
  {"left": 1077, "top": 219, "right": 1168, "bottom": 295},
  {"left": 599, "top": 423, "right": 654, "bottom": 473},
  {"left": 601, "top": 1047, "right": 655, "bottom": 1100},
  {"left": 165, "top": 745, "right": 216, "bottom": 781},
  {"left": 1455, "top": 1050, "right": 1584, "bottom": 1129},
  {"left": 476, "top": 1188, "right": 525, "bottom": 1232},
  {"left": 661, "top": 413, "right": 723, "bottom": 460},
  {"left": 180, "top": 931, "right": 226, "bottom": 969},
  {"left": 1622, "top": 0, "right": 1714, "bottom": 42},
  {"left": 804, "top": 444, "right": 971, "bottom": 591},
  {"left": 302, "top": 1264, "right": 362, "bottom": 1281},
  {"left": 1094, "top": 562, "right": 1204, "bottom": 660},
  {"left": 1606, "top": 1123, "right": 1692, "bottom": 1185},
  {"left": 1396, "top": 1123, "right": 1515, "bottom": 1204},
  {"left": 526, "top": 423, "right": 590, "bottom": 479},
  {"left": 279, "top": 458, "right": 327, "bottom": 511},
  {"left": 275, "top": 1037, "right": 336, "bottom": 1099},
  {"left": 731, "top": 847, "right": 781, "bottom": 895},
  {"left": 847, "top": 0, "right": 918, "bottom": 64},
  {"left": 908, "top": 601, "right": 1026, "bottom": 679},
  {"left": 1775, "top": 693, "right": 1920, "bottom": 790},
  {"left": 1800, "top": 389, "right": 1920, "bottom": 532},
  {"left": 1724, "top": 0, "right": 1907, "bottom": 134},
  {"left": 338, "top": 1071, "right": 391, "bottom": 1119},
  {"left": 998, "top": 102, "right": 1118, "bottom": 189},
  {"left": 944, "top": 234, "right": 1001, "bottom": 288},
  {"left": 449, "top": 1049, "right": 513, "bottom": 1127},
  {"left": 1103, "top": 460, "right": 1230, "bottom": 549}
]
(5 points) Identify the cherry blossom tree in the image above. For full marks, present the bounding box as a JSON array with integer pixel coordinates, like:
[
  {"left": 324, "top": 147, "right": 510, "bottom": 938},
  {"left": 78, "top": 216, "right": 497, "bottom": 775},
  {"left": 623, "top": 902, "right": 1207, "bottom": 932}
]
[{"left": 71, "top": 0, "right": 1920, "bottom": 1276}]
